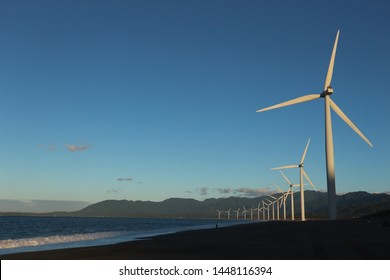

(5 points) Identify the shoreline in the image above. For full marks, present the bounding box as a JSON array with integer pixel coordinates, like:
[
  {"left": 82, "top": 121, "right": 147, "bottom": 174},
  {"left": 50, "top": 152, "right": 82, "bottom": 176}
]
[
  {"left": 0, "top": 218, "right": 251, "bottom": 256},
  {"left": 2, "top": 219, "right": 390, "bottom": 260}
]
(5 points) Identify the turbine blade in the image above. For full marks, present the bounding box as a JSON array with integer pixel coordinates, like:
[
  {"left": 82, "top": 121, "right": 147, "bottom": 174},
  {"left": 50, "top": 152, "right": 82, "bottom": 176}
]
[
  {"left": 324, "top": 30, "right": 340, "bottom": 90},
  {"left": 279, "top": 170, "right": 292, "bottom": 185},
  {"left": 271, "top": 164, "right": 299, "bottom": 170},
  {"left": 284, "top": 188, "right": 291, "bottom": 201},
  {"left": 256, "top": 94, "right": 321, "bottom": 113},
  {"left": 273, "top": 184, "right": 285, "bottom": 194},
  {"left": 329, "top": 98, "right": 373, "bottom": 147},
  {"left": 302, "top": 169, "right": 317, "bottom": 191},
  {"left": 300, "top": 138, "right": 311, "bottom": 164},
  {"left": 268, "top": 194, "right": 277, "bottom": 200}
]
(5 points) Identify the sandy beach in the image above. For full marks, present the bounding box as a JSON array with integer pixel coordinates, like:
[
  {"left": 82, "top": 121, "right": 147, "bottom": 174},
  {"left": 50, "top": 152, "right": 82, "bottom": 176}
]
[{"left": 2, "top": 219, "right": 389, "bottom": 260}]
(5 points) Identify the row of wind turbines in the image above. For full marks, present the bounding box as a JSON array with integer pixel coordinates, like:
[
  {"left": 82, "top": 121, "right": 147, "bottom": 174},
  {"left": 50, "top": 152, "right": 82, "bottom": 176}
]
[
  {"left": 256, "top": 30, "right": 373, "bottom": 220},
  {"left": 218, "top": 138, "right": 317, "bottom": 221}
]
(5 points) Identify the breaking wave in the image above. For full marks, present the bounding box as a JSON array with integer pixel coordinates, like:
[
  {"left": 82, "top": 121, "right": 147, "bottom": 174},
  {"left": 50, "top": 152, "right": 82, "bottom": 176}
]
[{"left": 0, "top": 231, "right": 127, "bottom": 249}]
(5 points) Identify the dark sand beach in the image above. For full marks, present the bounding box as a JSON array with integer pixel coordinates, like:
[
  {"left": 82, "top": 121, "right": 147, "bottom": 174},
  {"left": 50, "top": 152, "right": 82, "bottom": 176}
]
[{"left": 2, "top": 219, "right": 390, "bottom": 260}]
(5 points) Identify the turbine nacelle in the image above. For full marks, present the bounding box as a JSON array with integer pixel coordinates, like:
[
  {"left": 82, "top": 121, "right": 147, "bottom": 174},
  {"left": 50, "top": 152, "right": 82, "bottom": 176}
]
[{"left": 321, "top": 86, "right": 334, "bottom": 97}]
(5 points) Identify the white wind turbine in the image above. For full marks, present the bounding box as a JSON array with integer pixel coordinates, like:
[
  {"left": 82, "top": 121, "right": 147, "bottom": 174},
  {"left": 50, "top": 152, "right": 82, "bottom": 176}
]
[
  {"left": 242, "top": 206, "right": 249, "bottom": 220},
  {"left": 225, "top": 209, "right": 231, "bottom": 220},
  {"left": 250, "top": 208, "right": 255, "bottom": 220},
  {"left": 279, "top": 170, "right": 299, "bottom": 221},
  {"left": 261, "top": 201, "right": 266, "bottom": 220},
  {"left": 256, "top": 202, "right": 264, "bottom": 220},
  {"left": 274, "top": 184, "right": 289, "bottom": 221},
  {"left": 268, "top": 195, "right": 281, "bottom": 220},
  {"left": 265, "top": 198, "right": 275, "bottom": 220},
  {"left": 272, "top": 138, "right": 317, "bottom": 221},
  {"left": 274, "top": 194, "right": 284, "bottom": 220},
  {"left": 233, "top": 208, "right": 241, "bottom": 220},
  {"left": 257, "top": 30, "right": 373, "bottom": 220},
  {"left": 263, "top": 201, "right": 271, "bottom": 220},
  {"left": 217, "top": 210, "right": 223, "bottom": 220}
]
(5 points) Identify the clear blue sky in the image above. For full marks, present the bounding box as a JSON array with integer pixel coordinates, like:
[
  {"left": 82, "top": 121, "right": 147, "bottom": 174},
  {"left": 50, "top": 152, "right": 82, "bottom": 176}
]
[{"left": 0, "top": 0, "right": 389, "bottom": 212}]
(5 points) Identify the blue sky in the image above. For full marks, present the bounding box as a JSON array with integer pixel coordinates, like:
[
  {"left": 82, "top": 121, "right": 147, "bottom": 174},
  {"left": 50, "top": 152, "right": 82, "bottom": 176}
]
[{"left": 0, "top": 0, "right": 389, "bottom": 212}]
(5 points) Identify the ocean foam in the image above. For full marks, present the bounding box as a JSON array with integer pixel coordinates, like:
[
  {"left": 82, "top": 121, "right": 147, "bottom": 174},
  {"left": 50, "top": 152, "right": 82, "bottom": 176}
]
[{"left": 0, "top": 231, "right": 127, "bottom": 249}]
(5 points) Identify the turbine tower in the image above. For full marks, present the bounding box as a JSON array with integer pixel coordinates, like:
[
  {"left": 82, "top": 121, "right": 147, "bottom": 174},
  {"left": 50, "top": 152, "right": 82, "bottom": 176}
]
[
  {"left": 272, "top": 138, "right": 316, "bottom": 221},
  {"left": 257, "top": 30, "right": 373, "bottom": 220}
]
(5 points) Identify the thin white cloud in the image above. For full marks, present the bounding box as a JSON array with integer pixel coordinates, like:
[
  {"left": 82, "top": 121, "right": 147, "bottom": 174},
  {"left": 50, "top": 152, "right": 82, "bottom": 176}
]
[
  {"left": 234, "top": 187, "right": 271, "bottom": 197},
  {"left": 213, "top": 187, "right": 271, "bottom": 197},
  {"left": 107, "top": 189, "right": 122, "bottom": 193},
  {"left": 215, "top": 187, "right": 234, "bottom": 194},
  {"left": 199, "top": 187, "right": 209, "bottom": 196},
  {"left": 117, "top": 177, "right": 133, "bottom": 182},
  {"left": 66, "top": 144, "right": 90, "bottom": 152}
]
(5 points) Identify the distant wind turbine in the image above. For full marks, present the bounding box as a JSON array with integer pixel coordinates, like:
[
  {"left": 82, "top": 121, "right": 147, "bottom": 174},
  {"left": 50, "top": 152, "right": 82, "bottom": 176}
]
[
  {"left": 242, "top": 206, "right": 249, "bottom": 220},
  {"left": 272, "top": 138, "right": 316, "bottom": 221},
  {"left": 233, "top": 208, "right": 241, "bottom": 220},
  {"left": 225, "top": 209, "right": 231, "bottom": 220},
  {"left": 268, "top": 195, "right": 280, "bottom": 220},
  {"left": 250, "top": 208, "right": 255, "bottom": 220},
  {"left": 274, "top": 184, "right": 288, "bottom": 221},
  {"left": 257, "top": 30, "right": 373, "bottom": 220},
  {"left": 279, "top": 170, "right": 299, "bottom": 221},
  {"left": 265, "top": 198, "right": 275, "bottom": 220},
  {"left": 256, "top": 202, "right": 264, "bottom": 220},
  {"left": 263, "top": 201, "right": 271, "bottom": 220},
  {"left": 217, "top": 210, "right": 223, "bottom": 220},
  {"left": 261, "top": 201, "right": 266, "bottom": 220}
]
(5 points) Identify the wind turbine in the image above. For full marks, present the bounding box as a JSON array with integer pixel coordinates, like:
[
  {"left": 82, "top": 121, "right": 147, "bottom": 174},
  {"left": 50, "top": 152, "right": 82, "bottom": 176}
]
[
  {"left": 265, "top": 198, "right": 275, "bottom": 220},
  {"left": 268, "top": 195, "right": 281, "bottom": 220},
  {"left": 261, "top": 201, "right": 266, "bottom": 220},
  {"left": 233, "top": 208, "right": 241, "bottom": 220},
  {"left": 272, "top": 138, "right": 316, "bottom": 221},
  {"left": 225, "top": 209, "right": 231, "bottom": 220},
  {"left": 256, "top": 202, "right": 264, "bottom": 220},
  {"left": 274, "top": 184, "right": 288, "bottom": 221},
  {"left": 250, "top": 208, "right": 255, "bottom": 220},
  {"left": 257, "top": 30, "right": 373, "bottom": 220},
  {"left": 242, "top": 206, "right": 249, "bottom": 220},
  {"left": 263, "top": 201, "right": 271, "bottom": 220},
  {"left": 217, "top": 210, "right": 223, "bottom": 220},
  {"left": 279, "top": 170, "right": 299, "bottom": 220}
]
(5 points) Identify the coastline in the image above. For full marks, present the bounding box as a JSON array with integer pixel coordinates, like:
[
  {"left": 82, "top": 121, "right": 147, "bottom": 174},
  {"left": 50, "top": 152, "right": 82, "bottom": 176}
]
[{"left": 2, "top": 219, "right": 390, "bottom": 260}]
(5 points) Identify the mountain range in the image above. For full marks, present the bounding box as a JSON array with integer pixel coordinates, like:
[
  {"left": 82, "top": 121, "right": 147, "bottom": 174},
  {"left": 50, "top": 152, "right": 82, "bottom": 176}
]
[
  {"left": 68, "top": 191, "right": 390, "bottom": 220},
  {"left": 1, "top": 191, "right": 389, "bottom": 220}
]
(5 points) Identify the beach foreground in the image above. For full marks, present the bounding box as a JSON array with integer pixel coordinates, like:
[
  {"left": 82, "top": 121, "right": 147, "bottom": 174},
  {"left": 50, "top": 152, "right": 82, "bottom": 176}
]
[{"left": 2, "top": 219, "right": 390, "bottom": 260}]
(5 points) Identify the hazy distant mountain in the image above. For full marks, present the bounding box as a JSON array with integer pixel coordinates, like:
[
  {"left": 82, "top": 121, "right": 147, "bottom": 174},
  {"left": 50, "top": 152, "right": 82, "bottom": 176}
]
[{"left": 70, "top": 191, "right": 390, "bottom": 220}]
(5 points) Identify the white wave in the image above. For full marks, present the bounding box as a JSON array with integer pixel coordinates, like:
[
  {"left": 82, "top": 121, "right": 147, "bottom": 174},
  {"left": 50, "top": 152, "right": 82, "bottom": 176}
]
[{"left": 0, "top": 231, "right": 127, "bottom": 249}]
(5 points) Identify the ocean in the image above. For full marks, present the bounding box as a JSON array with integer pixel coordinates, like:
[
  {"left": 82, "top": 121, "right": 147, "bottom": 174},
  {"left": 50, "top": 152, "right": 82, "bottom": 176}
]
[{"left": 0, "top": 216, "right": 249, "bottom": 255}]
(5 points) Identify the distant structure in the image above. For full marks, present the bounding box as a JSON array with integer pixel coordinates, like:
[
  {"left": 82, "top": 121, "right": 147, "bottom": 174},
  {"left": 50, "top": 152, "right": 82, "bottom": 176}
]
[
  {"left": 274, "top": 184, "right": 289, "bottom": 221},
  {"left": 242, "top": 206, "right": 249, "bottom": 220},
  {"left": 233, "top": 208, "right": 241, "bottom": 220}
]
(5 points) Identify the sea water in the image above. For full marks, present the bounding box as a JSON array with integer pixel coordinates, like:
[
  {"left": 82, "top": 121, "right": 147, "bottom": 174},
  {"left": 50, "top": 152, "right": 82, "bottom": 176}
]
[{"left": 0, "top": 216, "right": 249, "bottom": 255}]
